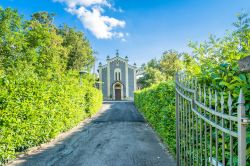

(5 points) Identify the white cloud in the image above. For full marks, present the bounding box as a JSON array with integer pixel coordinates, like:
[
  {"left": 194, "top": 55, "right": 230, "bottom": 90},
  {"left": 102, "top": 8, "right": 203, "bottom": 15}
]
[
  {"left": 53, "top": 0, "right": 110, "bottom": 8},
  {"left": 118, "top": 8, "right": 124, "bottom": 13},
  {"left": 110, "top": 7, "right": 124, "bottom": 13},
  {"left": 121, "top": 38, "right": 126, "bottom": 42},
  {"left": 54, "top": 0, "right": 126, "bottom": 40}
]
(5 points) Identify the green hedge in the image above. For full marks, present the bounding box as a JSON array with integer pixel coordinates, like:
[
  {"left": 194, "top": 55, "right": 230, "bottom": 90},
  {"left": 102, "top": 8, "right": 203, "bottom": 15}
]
[
  {"left": 0, "top": 7, "right": 103, "bottom": 164},
  {"left": 134, "top": 81, "right": 176, "bottom": 155},
  {"left": 0, "top": 70, "right": 102, "bottom": 164}
]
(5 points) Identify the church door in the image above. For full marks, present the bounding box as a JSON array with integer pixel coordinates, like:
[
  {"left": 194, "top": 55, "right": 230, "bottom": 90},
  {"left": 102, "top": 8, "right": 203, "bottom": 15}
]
[
  {"left": 114, "top": 83, "right": 122, "bottom": 100},
  {"left": 115, "top": 89, "right": 121, "bottom": 100}
]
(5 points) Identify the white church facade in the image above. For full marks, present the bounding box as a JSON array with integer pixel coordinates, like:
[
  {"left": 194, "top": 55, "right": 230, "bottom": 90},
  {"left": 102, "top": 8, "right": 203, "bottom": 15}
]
[{"left": 98, "top": 51, "right": 137, "bottom": 100}]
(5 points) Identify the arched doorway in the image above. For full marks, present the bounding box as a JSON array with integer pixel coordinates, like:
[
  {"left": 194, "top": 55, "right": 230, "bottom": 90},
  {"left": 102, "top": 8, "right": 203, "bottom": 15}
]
[{"left": 113, "top": 82, "right": 123, "bottom": 100}]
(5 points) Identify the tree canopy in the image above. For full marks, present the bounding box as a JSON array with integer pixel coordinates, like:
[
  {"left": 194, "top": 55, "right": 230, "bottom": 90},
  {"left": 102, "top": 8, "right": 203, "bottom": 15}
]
[
  {"left": 137, "top": 50, "right": 184, "bottom": 88},
  {"left": 138, "top": 13, "right": 250, "bottom": 95}
]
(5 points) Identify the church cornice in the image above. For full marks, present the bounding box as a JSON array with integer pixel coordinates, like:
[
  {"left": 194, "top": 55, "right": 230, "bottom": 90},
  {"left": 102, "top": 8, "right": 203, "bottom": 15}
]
[
  {"left": 108, "top": 56, "right": 128, "bottom": 63},
  {"left": 99, "top": 50, "right": 137, "bottom": 71},
  {"left": 100, "top": 61, "right": 137, "bottom": 71}
]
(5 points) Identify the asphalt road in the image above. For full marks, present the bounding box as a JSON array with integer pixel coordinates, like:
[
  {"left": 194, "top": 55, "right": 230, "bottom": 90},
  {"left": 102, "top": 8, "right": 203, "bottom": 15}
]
[{"left": 9, "top": 101, "right": 176, "bottom": 166}]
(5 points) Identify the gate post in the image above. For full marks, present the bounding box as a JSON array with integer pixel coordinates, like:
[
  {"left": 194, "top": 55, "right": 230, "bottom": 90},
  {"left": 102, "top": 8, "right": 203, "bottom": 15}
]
[
  {"left": 175, "top": 74, "right": 180, "bottom": 166},
  {"left": 237, "top": 89, "right": 246, "bottom": 166}
]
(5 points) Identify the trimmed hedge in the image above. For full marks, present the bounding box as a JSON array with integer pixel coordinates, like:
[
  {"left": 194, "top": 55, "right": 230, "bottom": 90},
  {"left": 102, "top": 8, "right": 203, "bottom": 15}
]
[
  {"left": 0, "top": 71, "right": 102, "bottom": 164},
  {"left": 0, "top": 7, "right": 103, "bottom": 164},
  {"left": 134, "top": 81, "right": 176, "bottom": 155}
]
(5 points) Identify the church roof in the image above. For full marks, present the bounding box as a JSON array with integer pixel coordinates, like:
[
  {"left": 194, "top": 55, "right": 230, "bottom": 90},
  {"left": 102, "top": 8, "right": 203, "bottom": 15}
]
[
  {"left": 99, "top": 50, "right": 137, "bottom": 70},
  {"left": 109, "top": 56, "right": 127, "bottom": 63}
]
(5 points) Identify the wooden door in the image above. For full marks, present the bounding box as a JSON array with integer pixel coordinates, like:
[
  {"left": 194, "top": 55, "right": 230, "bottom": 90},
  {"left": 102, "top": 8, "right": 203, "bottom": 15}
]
[{"left": 115, "top": 89, "right": 121, "bottom": 100}]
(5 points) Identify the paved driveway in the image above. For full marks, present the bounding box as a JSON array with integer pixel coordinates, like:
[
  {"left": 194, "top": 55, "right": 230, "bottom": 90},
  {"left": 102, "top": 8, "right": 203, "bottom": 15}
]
[{"left": 9, "top": 101, "right": 176, "bottom": 166}]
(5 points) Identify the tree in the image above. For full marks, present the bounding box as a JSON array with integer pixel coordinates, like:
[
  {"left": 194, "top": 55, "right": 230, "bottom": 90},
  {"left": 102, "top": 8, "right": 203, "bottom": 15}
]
[
  {"left": 137, "top": 50, "right": 184, "bottom": 88},
  {"left": 160, "top": 50, "right": 183, "bottom": 79},
  {"left": 182, "top": 53, "right": 200, "bottom": 75},
  {"left": 31, "top": 12, "right": 55, "bottom": 25},
  {"left": 0, "top": 7, "right": 24, "bottom": 69},
  {"left": 138, "top": 67, "right": 165, "bottom": 88},
  {"left": 24, "top": 17, "right": 67, "bottom": 78},
  {"left": 58, "top": 25, "right": 95, "bottom": 71},
  {"left": 147, "top": 58, "right": 160, "bottom": 69}
]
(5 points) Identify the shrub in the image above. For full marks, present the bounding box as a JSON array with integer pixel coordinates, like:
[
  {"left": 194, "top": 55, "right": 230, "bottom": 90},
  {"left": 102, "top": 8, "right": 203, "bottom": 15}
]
[
  {"left": 0, "top": 69, "right": 102, "bottom": 164},
  {"left": 0, "top": 8, "right": 103, "bottom": 164},
  {"left": 134, "top": 81, "right": 176, "bottom": 155}
]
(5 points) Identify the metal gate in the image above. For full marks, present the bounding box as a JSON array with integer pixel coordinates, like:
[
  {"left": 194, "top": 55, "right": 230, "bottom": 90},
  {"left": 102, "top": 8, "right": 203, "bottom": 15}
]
[{"left": 175, "top": 73, "right": 249, "bottom": 166}]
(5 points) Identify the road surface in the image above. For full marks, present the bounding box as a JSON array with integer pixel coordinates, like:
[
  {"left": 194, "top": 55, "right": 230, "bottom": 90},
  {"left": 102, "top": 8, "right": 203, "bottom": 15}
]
[{"left": 9, "top": 101, "right": 176, "bottom": 166}]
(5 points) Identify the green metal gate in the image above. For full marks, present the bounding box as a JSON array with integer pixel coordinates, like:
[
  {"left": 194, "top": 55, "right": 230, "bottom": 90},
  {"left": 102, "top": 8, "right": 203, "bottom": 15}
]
[{"left": 175, "top": 73, "right": 249, "bottom": 166}]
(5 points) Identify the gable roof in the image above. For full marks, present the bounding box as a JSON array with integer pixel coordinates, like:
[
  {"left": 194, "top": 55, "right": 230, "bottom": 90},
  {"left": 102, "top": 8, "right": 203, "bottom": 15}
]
[
  {"left": 99, "top": 55, "right": 137, "bottom": 70},
  {"left": 108, "top": 56, "right": 128, "bottom": 63}
]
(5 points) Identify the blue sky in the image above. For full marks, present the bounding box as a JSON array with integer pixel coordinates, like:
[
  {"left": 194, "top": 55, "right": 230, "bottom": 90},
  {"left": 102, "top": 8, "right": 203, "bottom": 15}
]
[{"left": 1, "top": 0, "right": 250, "bottom": 66}]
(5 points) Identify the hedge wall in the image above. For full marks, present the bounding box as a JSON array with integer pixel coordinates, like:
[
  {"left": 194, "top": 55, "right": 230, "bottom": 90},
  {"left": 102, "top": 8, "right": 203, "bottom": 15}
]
[
  {"left": 0, "top": 71, "right": 102, "bottom": 164},
  {"left": 0, "top": 7, "right": 103, "bottom": 164},
  {"left": 134, "top": 81, "right": 176, "bottom": 155}
]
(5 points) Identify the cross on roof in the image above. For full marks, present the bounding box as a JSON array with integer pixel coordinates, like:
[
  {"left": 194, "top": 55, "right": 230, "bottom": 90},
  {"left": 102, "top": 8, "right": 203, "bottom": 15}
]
[{"left": 116, "top": 49, "right": 119, "bottom": 56}]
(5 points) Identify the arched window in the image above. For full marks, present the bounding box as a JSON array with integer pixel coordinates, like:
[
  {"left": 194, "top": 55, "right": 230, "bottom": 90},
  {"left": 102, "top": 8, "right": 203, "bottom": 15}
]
[{"left": 114, "top": 68, "right": 121, "bottom": 81}]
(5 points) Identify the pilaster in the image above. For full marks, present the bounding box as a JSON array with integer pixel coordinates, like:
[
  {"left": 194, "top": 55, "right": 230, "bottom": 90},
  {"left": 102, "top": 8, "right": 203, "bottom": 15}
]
[
  {"left": 107, "top": 60, "right": 110, "bottom": 99},
  {"left": 125, "top": 61, "right": 129, "bottom": 98},
  {"left": 134, "top": 68, "right": 137, "bottom": 93}
]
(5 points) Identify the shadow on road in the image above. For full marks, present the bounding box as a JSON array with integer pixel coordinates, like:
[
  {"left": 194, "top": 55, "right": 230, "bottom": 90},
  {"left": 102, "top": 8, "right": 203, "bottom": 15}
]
[
  {"left": 8, "top": 102, "right": 176, "bottom": 166},
  {"left": 92, "top": 101, "right": 145, "bottom": 123}
]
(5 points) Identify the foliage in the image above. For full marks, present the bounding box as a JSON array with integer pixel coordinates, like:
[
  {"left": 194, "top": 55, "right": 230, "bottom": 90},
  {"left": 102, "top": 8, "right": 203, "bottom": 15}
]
[
  {"left": 31, "top": 12, "right": 55, "bottom": 25},
  {"left": 134, "top": 82, "right": 176, "bottom": 155},
  {"left": 186, "top": 13, "right": 250, "bottom": 162},
  {"left": 160, "top": 50, "right": 183, "bottom": 79},
  {"left": 58, "top": 25, "right": 95, "bottom": 71},
  {"left": 137, "top": 64, "right": 165, "bottom": 88},
  {"left": 136, "top": 12, "right": 250, "bottom": 163},
  {"left": 186, "top": 12, "right": 250, "bottom": 113},
  {"left": 138, "top": 50, "right": 183, "bottom": 88},
  {"left": 138, "top": 12, "right": 250, "bottom": 115},
  {"left": 0, "top": 8, "right": 102, "bottom": 164}
]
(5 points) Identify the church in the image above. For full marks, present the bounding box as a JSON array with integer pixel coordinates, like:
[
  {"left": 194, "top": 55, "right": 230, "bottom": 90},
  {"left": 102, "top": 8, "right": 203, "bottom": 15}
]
[{"left": 98, "top": 51, "right": 137, "bottom": 100}]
